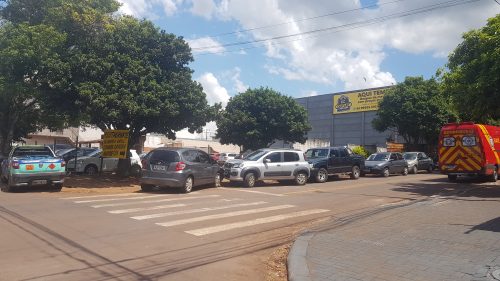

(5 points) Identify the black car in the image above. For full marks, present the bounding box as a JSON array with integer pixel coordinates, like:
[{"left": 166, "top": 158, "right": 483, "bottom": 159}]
[
  {"left": 306, "top": 146, "right": 365, "bottom": 183},
  {"left": 363, "top": 152, "right": 408, "bottom": 177}
]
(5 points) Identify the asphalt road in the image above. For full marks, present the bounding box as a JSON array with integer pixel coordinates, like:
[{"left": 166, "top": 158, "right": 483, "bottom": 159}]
[{"left": 0, "top": 173, "right": 477, "bottom": 281}]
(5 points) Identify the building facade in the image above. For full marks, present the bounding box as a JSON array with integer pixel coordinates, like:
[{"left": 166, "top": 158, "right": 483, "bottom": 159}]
[{"left": 295, "top": 86, "right": 395, "bottom": 151}]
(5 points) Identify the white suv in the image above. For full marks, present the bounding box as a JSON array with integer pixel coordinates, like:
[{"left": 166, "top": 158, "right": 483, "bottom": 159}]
[{"left": 223, "top": 149, "right": 310, "bottom": 187}]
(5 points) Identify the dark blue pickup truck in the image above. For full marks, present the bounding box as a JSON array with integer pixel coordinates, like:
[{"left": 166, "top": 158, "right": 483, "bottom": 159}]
[{"left": 305, "top": 146, "right": 365, "bottom": 183}]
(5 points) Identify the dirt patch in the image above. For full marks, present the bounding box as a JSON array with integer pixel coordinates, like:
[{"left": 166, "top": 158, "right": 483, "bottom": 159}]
[
  {"left": 265, "top": 244, "right": 291, "bottom": 281},
  {"left": 61, "top": 174, "right": 141, "bottom": 194}
]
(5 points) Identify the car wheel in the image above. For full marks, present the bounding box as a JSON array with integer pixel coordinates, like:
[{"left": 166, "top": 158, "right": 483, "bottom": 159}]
[
  {"left": 182, "top": 176, "right": 194, "bottom": 193},
  {"left": 382, "top": 167, "right": 390, "bottom": 177},
  {"left": 411, "top": 166, "right": 418, "bottom": 174},
  {"left": 350, "top": 165, "right": 361, "bottom": 179},
  {"left": 315, "top": 168, "right": 328, "bottom": 183},
  {"left": 129, "top": 164, "right": 141, "bottom": 177},
  {"left": 84, "top": 165, "right": 98, "bottom": 176},
  {"left": 448, "top": 175, "right": 457, "bottom": 182},
  {"left": 52, "top": 183, "right": 63, "bottom": 192},
  {"left": 402, "top": 166, "right": 408, "bottom": 176},
  {"left": 244, "top": 172, "right": 256, "bottom": 188},
  {"left": 1, "top": 183, "right": 17, "bottom": 193},
  {"left": 214, "top": 172, "right": 222, "bottom": 187},
  {"left": 295, "top": 172, "right": 308, "bottom": 186},
  {"left": 141, "top": 184, "right": 154, "bottom": 192},
  {"left": 427, "top": 165, "right": 433, "bottom": 173},
  {"left": 488, "top": 167, "right": 498, "bottom": 182}
]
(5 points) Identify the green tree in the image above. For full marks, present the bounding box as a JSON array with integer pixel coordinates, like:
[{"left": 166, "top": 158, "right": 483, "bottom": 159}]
[
  {"left": 372, "top": 76, "right": 457, "bottom": 146},
  {"left": 216, "top": 87, "right": 311, "bottom": 150},
  {"left": 441, "top": 14, "right": 500, "bottom": 125},
  {"left": 75, "top": 16, "right": 219, "bottom": 152}
]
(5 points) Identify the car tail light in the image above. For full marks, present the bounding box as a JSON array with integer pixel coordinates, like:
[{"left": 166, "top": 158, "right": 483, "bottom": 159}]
[
  {"left": 11, "top": 161, "right": 20, "bottom": 169},
  {"left": 175, "top": 161, "right": 186, "bottom": 171}
]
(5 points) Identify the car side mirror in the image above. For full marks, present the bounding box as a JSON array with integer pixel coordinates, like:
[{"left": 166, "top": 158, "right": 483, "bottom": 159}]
[{"left": 264, "top": 159, "right": 271, "bottom": 163}]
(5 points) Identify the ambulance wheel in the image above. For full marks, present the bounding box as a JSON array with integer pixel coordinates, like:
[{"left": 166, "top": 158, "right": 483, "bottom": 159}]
[
  {"left": 488, "top": 167, "right": 498, "bottom": 182},
  {"left": 448, "top": 175, "right": 457, "bottom": 182}
]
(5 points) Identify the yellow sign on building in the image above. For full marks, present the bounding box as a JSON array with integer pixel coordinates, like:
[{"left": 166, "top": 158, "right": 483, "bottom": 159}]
[
  {"left": 333, "top": 88, "right": 389, "bottom": 114},
  {"left": 102, "top": 130, "right": 129, "bottom": 159}
]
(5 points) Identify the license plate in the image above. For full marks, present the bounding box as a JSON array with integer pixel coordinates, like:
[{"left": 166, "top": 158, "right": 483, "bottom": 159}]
[
  {"left": 26, "top": 164, "right": 34, "bottom": 171},
  {"left": 32, "top": 180, "right": 47, "bottom": 185},
  {"left": 152, "top": 165, "right": 167, "bottom": 171}
]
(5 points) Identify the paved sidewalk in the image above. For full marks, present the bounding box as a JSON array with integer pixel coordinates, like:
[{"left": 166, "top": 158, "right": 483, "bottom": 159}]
[{"left": 288, "top": 186, "right": 500, "bottom": 281}]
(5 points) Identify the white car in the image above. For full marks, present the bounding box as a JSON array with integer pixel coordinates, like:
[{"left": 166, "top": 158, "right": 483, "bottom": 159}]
[
  {"left": 67, "top": 149, "right": 142, "bottom": 175},
  {"left": 219, "top": 152, "right": 238, "bottom": 162}
]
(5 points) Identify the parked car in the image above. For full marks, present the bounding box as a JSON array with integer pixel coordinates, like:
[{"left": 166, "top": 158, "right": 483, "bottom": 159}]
[
  {"left": 1, "top": 145, "right": 66, "bottom": 192},
  {"left": 56, "top": 147, "right": 99, "bottom": 163},
  {"left": 67, "top": 149, "right": 142, "bottom": 176},
  {"left": 140, "top": 148, "right": 222, "bottom": 193},
  {"left": 403, "top": 152, "right": 434, "bottom": 174},
  {"left": 305, "top": 146, "right": 365, "bottom": 182},
  {"left": 363, "top": 152, "right": 408, "bottom": 177},
  {"left": 223, "top": 148, "right": 310, "bottom": 187}
]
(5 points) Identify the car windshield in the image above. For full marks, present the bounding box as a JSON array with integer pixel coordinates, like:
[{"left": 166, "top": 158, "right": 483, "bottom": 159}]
[
  {"left": 403, "top": 153, "right": 417, "bottom": 160},
  {"left": 13, "top": 147, "right": 54, "bottom": 158},
  {"left": 305, "top": 149, "right": 329, "bottom": 159},
  {"left": 367, "top": 153, "right": 389, "bottom": 161},
  {"left": 244, "top": 150, "right": 268, "bottom": 161}
]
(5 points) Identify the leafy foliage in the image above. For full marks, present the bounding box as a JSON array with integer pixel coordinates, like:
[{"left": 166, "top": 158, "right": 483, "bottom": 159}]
[
  {"left": 216, "top": 87, "right": 311, "bottom": 150},
  {"left": 372, "top": 76, "right": 457, "bottom": 145},
  {"left": 351, "top": 146, "right": 369, "bottom": 158},
  {"left": 441, "top": 14, "right": 500, "bottom": 125}
]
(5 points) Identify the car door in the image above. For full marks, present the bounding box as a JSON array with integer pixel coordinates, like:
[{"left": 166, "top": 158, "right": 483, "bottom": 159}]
[
  {"left": 396, "top": 153, "right": 406, "bottom": 172},
  {"left": 195, "top": 150, "right": 215, "bottom": 184},
  {"left": 263, "top": 152, "right": 284, "bottom": 178},
  {"left": 328, "top": 148, "right": 342, "bottom": 173},
  {"left": 417, "top": 153, "right": 431, "bottom": 170},
  {"left": 338, "top": 148, "right": 351, "bottom": 172},
  {"left": 182, "top": 150, "right": 204, "bottom": 186},
  {"left": 282, "top": 152, "right": 300, "bottom": 178},
  {"left": 388, "top": 153, "right": 399, "bottom": 173}
]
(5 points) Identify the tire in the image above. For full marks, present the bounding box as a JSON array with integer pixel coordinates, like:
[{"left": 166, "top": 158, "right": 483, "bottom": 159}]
[
  {"left": 1, "top": 184, "right": 17, "bottom": 193},
  {"left": 182, "top": 176, "right": 193, "bottom": 193},
  {"left": 448, "top": 175, "right": 457, "bottom": 182},
  {"left": 315, "top": 168, "right": 328, "bottom": 183},
  {"left": 244, "top": 172, "right": 256, "bottom": 188},
  {"left": 427, "top": 165, "right": 433, "bottom": 173},
  {"left": 382, "top": 167, "right": 390, "bottom": 177},
  {"left": 214, "top": 172, "right": 222, "bottom": 187},
  {"left": 84, "top": 165, "right": 98, "bottom": 176},
  {"left": 350, "top": 165, "right": 361, "bottom": 179},
  {"left": 488, "top": 167, "right": 498, "bottom": 182},
  {"left": 295, "top": 172, "right": 308, "bottom": 185},
  {"left": 402, "top": 166, "right": 408, "bottom": 176},
  {"left": 129, "top": 165, "right": 141, "bottom": 177},
  {"left": 52, "top": 183, "right": 63, "bottom": 192},
  {"left": 410, "top": 166, "right": 418, "bottom": 174},
  {"left": 141, "top": 184, "right": 154, "bottom": 192}
]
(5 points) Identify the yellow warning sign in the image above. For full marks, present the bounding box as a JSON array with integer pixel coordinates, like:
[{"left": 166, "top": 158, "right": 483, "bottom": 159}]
[{"left": 102, "top": 130, "right": 129, "bottom": 159}]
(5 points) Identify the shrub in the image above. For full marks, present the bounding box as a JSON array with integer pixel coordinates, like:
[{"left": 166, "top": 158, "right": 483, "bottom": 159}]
[{"left": 352, "top": 146, "right": 369, "bottom": 158}]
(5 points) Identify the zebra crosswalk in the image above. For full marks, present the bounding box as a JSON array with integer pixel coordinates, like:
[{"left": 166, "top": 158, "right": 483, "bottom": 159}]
[{"left": 60, "top": 192, "right": 329, "bottom": 237}]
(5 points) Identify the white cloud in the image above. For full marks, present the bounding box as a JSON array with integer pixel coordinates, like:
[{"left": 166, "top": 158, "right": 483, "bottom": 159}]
[
  {"left": 189, "top": 0, "right": 216, "bottom": 19},
  {"left": 117, "top": 0, "right": 183, "bottom": 18},
  {"left": 211, "top": 0, "right": 497, "bottom": 89},
  {"left": 187, "top": 37, "right": 226, "bottom": 54},
  {"left": 196, "top": 72, "right": 231, "bottom": 106},
  {"left": 230, "top": 67, "right": 249, "bottom": 94}
]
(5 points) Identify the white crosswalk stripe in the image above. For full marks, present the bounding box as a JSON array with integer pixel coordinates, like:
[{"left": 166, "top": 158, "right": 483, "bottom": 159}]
[
  {"left": 156, "top": 205, "right": 295, "bottom": 227},
  {"left": 185, "top": 209, "right": 329, "bottom": 236},
  {"left": 131, "top": 201, "right": 268, "bottom": 220},
  {"left": 109, "top": 204, "right": 187, "bottom": 214},
  {"left": 75, "top": 194, "right": 166, "bottom": 203},
  {"left": 61, "top": 193, "right": 141, "bottom": 200},
  {"left": 91, "top": 195, "right": 220, "bottom": 208}
]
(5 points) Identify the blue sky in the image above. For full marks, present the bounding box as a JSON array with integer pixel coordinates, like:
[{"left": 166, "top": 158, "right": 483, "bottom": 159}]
[{"left": 117, "top": 0, "right": 498, "bottom": 138}]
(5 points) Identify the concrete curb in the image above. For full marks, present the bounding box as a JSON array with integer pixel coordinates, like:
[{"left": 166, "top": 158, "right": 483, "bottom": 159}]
[{"left": 287, "top": 232, "right": 315, "bottom": 281}]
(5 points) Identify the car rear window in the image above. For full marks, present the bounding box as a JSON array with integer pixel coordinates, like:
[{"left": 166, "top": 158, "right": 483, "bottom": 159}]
[
  {"left": 150, "top": 150, "right": 180, "bottom": 165},
  {"left": 13, "top": 147, "right": 54, "bottom": 157}
]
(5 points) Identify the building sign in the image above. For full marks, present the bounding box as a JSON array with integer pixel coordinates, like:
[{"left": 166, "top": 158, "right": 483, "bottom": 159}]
[
  {"left": 333, "top": 88, "right": 389, "bottom": 114},
  {"left": 102, "top": 130, "right": 129, "bottom": 159}
]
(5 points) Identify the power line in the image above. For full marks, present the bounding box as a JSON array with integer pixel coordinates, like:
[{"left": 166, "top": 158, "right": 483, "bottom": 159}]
[
  {"left": 210, "top": 0, "right": 406, "bottom": 38},
  {"left": 193, "top": 0, "right": 481, "bottom": 54}
]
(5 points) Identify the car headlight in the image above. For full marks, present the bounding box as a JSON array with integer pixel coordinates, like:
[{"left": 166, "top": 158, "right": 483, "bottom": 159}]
[{"left": 233, "top": 163, "right": 244, "bottom": 168}]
